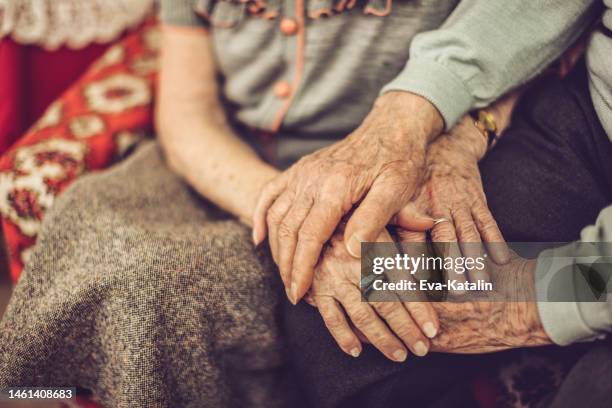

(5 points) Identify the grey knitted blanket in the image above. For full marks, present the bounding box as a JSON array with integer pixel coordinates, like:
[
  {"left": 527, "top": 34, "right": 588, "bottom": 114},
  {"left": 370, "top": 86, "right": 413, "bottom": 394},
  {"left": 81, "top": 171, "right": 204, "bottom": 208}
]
[{"left": 0, "top": 141, "right": 301, "bottom": 407}]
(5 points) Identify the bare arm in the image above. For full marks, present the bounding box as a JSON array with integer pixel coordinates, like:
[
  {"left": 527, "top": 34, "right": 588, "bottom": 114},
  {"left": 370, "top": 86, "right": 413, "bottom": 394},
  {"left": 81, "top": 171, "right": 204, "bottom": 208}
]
[{"left": 156, "top": 25, "right": 278, "bottom": 225}]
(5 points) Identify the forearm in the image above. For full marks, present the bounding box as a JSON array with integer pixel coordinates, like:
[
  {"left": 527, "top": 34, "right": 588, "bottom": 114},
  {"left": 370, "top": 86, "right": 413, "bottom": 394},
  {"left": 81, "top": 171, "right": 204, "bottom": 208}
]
[{"left": 158, "top": 105, "right": 278, "bottom": 225}]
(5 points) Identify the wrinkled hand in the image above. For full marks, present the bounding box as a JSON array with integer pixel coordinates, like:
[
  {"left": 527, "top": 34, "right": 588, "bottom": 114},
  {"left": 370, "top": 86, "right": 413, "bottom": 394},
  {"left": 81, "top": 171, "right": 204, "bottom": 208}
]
[
  {"left": 428, "top": 253, "right": 551, "bottom": 353},
  {"left": 398, "top": 116, "right": 510, "bottom": 284},
  {"left": 430, "top": 301, "right": 549, "bottom": 353},
  {"left": 307, "top": 227, "right": 439, "bottom": 362},
  {"left": 354, "top": 250, "right": 551, "bottom": 353},
  {"left": 252, "top": 92, "right": 443, "bottom": 304}
]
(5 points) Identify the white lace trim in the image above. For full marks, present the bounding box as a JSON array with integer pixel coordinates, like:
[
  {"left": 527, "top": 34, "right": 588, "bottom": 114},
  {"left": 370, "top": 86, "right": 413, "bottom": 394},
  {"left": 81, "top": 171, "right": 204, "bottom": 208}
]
[{"left": 0, "top": 0, "right": 154, "bottom": 50}]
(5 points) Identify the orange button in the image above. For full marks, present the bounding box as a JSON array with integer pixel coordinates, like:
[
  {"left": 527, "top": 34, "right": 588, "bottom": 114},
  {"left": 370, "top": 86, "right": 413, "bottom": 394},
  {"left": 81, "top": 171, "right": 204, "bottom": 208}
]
[
  {"left": 280, "top": 18, "right": 298, "bottom": 36},
  {"left": 274, "top": 81, "right": 291, "bottom": 98}
]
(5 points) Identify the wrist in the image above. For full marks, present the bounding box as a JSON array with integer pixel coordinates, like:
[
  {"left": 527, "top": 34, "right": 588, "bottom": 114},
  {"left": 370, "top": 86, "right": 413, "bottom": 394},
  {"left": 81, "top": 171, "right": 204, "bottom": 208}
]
[
  {"left": 502, "top": 260, "right": 552, "bottom": 347},
  {"left": 444, "top": 116, "right": 488, "bottom": 161},
  {"left": 521, "top": 261, "right": 550, "bottom": 345},
  {"left": 374, "top": 91, "right": 444, "bottom": 145},
  {"left": 239, "top": 162, "right": 279, "bottom": 226},
  {"left": 427, "top": 135, "right": 482, "bottom": 174},
  {"left": 501, "top": 302, "right": 551, "bottom": 348},
  {"left": 193, "top": 154, "right": 278, "bottom": 226}
]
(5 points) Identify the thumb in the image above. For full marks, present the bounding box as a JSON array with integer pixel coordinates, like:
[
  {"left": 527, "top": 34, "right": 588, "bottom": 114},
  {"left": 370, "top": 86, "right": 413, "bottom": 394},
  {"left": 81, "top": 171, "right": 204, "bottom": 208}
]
[
  {"left": 393, "top": 203, "right": 434, "bottom": 231},
  {"left": 344, "top": 181, "right": 403, "bottom": 258}
]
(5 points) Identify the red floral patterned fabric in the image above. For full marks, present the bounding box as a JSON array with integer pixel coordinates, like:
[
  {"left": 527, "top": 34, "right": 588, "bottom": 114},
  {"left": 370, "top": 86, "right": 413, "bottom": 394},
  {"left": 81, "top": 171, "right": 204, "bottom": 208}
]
[
  {"left": 0, "top": 39, "right": 109, "bottom": 154},
  {"left": 0, "top": 20, "right": 160, "bottom": 283}
]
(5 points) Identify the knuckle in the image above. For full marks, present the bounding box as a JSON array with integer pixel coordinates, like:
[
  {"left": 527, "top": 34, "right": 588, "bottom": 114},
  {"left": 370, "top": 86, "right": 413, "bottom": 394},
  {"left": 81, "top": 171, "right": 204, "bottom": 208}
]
[
  {"left": 472, "top": 204, "right": 491, "bottom": 218},
  {"left": 277, "top": 220, "right": 296, "bottom": 238},
  {"left": 433, "top": 229, "right": 454, "bottom": 242},
  {"left": 324, "top": 312, "right": 345, "bottom": 329},
  {"left": 298, "top": 193, "right": 315, "bottom": 209},
  {"left": 324, "top": 173, "right": 349, "bottom": 191},
  {"left": 457, "top": 219, "right": 475, "bottom": 231},
  {"left": 394, "top": 324, "right": 421, "bottom": 342},
  {"left": 267, "top": 208, "right": 282, "bottom": 225},
  {"left": 350, "top": 308, "right": 372, "bottom": 327},
  {"left": 472, "top": 214, "right": 486, "bottom": 228},
  {"left": 473, "top": 212, "right": 500, "bottom": 237},
  {"left": 460, "top": 228, "right": 480, "bottom": 241},
  {"left": 335, "top": 281, "right": 358, "bottom": 298},
  {"left": 329, "top": 197, "right": 347, "bottom": 214},
  {"left": 263, "top": 177, "right": 285, "bottom": 196},
  {"left": 373, "top": 301, "right": 399, "bottom": 316},
  {"left": 261, "top": 182, "right": 276, "bottom": 198},
  {"left": 298, "top": 228, "right": 320, "bottom": 244},
  {"left": 371, "top": 331, "right": 395, "bottom": 347},
  {"left": 406, "top": 302, "right": 430, "bottom": 320},
  {"left": 380, "top": 161, "right": 406, "bottom": 177},
  {"left": 453, "top": 206, "right": 470, "bottom": 217},
  {"left": 480, "top": 220, "right": 500, "bottom": 233}
]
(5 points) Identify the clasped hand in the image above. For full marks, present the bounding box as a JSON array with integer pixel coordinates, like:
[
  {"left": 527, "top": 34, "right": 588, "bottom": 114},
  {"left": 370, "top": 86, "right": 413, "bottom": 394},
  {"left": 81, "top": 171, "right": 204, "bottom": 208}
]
[
  {"left": 252, "top": 92, "right": 441, "bottom": 304},
  {"left": 252, "top": 92, "right": 530, "bottom": 361}
]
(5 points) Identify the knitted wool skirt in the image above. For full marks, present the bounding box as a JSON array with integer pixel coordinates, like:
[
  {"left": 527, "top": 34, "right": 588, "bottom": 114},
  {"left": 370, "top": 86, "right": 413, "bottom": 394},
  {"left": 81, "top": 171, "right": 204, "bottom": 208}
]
[{"left": 0, "top": 141, "right": 301, "bottom": 408}]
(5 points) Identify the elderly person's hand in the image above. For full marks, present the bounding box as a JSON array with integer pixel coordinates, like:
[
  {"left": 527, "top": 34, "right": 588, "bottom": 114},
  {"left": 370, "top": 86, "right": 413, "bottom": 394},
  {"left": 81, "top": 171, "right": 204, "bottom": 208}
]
[
  {"left": 429, "top": 253, "right": 552, "bottom": 353},
  {"left": 396, "top": 103, "right": 527, "bottom": 283},
  {"left": 306, "top": 226, "right": 440, "bottom": 362},
  {"left": 430, "top": 301, "right": 550, "bottom": 353},
  {"left": 253, "top": 92, "right": 443, "bottom": 304},
  {"left": 397, "top": 90, "right": 525, "bottom": 277},
  {"left": 354, "top": 250, "right": 551, "bottom": 354},
  {"left": 398, "top": 117, "right": 510, "bottom": 281}
]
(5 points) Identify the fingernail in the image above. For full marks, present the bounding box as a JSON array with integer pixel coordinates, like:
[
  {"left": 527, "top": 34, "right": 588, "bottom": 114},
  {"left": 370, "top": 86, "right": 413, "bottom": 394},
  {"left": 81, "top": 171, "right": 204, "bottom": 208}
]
[
  {"left": 252, "top": 228, "right": 258, "bottom": 245},
  {"left": 423, "top": 322, "right": 437, "bottom": 339},
  {"left": 413, "top": 341, "right": 428, "bottom": 357},
  {"left": 290, "top": 282, "right": 298, "bottom": 305},
  {"left": 350, "top": 348, "right": 361, "bottom": 358},
  {"left": 392, "top": 349, "right": 407, "bottom": 362},
  {"left": 347, "top": 235, "right": 362, "bottom": 258}
]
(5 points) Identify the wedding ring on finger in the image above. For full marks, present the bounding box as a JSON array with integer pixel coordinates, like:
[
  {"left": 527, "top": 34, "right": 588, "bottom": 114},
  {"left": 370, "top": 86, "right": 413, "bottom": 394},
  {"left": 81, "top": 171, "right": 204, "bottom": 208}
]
[{"left": 433, "top": 217, "right": 450, "bottom": 226}]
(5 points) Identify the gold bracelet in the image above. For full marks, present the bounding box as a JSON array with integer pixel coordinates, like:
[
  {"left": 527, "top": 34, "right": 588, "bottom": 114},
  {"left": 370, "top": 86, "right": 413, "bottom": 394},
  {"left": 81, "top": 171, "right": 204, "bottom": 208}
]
[{"left": 472, "top": 110, "right": 499, "bottom": 149}]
